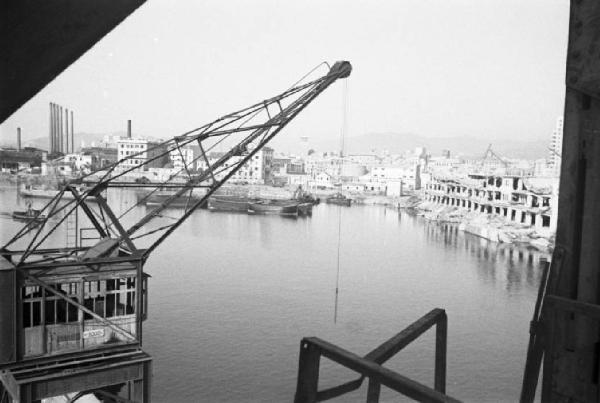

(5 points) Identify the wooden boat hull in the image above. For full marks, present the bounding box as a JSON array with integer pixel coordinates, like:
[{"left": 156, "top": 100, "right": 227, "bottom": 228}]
[
  {"left": 20, "top": 189, "right": 74, "bottom": 199},
  {"left": 12, "top": 210, "right": 46, "bottom": 222},
  {"left": 140, "top": 193, "right": 207, "bottom": 208},
  {"left": 298, "top": 202, "right": 313, "bottom": 216},
  {"left": 326, "top": 197, "right": 351, "bottom": 206},
  {"left": 248, "top": 200, "right": 299, "bottom": 216},
  {"left": 208, "top": 196, "right": 253, "bottom": 212}
]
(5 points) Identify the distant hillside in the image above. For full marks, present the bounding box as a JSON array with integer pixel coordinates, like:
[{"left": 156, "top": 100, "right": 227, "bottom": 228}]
[
  {"left": 305, "top": 132, "right": 549, "bottom": 160},
  {"left": 12, "top": 131, "right": 550, "bottom": 160}
]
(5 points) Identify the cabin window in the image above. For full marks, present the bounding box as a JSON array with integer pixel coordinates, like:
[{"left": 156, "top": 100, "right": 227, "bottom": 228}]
[
  {"left": 83, "top": 278, "right": 136, "bottom": 320},
  {"left": 21, "top": 283, "right": 80, "bottom": 328}
]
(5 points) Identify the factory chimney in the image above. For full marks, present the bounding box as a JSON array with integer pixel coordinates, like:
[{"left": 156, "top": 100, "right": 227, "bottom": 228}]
[
  {"left": 71, "top": 110, "right": 74, "bottom": 153},
  {"left": 59, "top": 106, "right": 63, "bottom": 154},
  {"left": 17, "top": 127, "right": 21, "bottom": 151},
  {"left": 49, "top": 103, "right": 53, "bottom": 154},
  {"left": 127, "top": 119, "right": 132, "bottom": 138},
  {"left": 65, "top": 108, "right": 69, "bottom": 153}
]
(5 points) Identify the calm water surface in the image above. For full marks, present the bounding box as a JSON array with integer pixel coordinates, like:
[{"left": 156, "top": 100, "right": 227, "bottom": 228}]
[{"left": 0, "top": 187, "right": 548, "bottom": 402}]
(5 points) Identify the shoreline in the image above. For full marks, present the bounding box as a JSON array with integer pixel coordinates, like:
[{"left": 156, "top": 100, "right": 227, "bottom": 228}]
[{"left": 412, "top": 200, "right": 554, "bottom": 252}]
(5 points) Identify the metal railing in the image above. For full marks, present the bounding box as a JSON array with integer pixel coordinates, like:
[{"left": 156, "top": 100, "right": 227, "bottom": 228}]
[{"left": 294, "top": 308, "right": 461, "bottom": 403}]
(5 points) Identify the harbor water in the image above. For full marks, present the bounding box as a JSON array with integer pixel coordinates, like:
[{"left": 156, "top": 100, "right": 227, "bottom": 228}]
[{"left": 0, "top": 187, "right": 548, "bottom": 402}]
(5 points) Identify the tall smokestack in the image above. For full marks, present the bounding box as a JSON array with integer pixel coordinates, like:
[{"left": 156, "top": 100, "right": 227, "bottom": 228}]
[
  {"left": 65, "top": 108, "right": 69, "bottom": 153},
  {"left": 127, "top": 119, "right": 132, "bottom": 138},
  {"left": 52, "top": 103, "right": 58, "bottom": 154},
  {"left": 49, "top": 103, "right": 53, "bottom": 154},
  {"left": 59, "top": 106, "right": 63, "bottom": 154},
  {"left": 71, "top": 110, "right": 74, "bottom": 153},
  {"left": 17, "top": 127, "right": 21, "bottom": 151}
]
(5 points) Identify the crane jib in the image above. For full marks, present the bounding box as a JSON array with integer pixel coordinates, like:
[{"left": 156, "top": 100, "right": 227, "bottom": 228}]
[{"left": 3, "top": 61, "right": 352, "bottom": 264}]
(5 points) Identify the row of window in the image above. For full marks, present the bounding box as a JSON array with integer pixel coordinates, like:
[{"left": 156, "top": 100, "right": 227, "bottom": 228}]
[
  {"left": 120, "top": 143, "right": 146, "bottom": 149},
  {"left": 22, "top": 278, "right": 138, "bottom": 328}
]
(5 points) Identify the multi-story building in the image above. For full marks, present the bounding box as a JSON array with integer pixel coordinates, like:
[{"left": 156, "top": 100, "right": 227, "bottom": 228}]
[
  {"left": 548, "top": 116, "right": 563, "bottom": 177},
  {"left": 424, "top": 174, "right": 558, "bottom": 232},
  {"left": 116, "top": 137, "right": 170, "bottom": 172},
  {"left": 196, "top": 147, "right": 273, "bottom": 184},
  {"left": 80, "top": 146, "right": 119, "bottom": 170},
  {"left": 169, "top": 146, "right": 195, "bottom": 172},
  {"left": 0, "top": 147, "right": 46, "bottom": 172}
]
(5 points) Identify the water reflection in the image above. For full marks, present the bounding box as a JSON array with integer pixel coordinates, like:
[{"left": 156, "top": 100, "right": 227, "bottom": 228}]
[{"left": 413, "top": 212, "right": 549, "bottom": 292}]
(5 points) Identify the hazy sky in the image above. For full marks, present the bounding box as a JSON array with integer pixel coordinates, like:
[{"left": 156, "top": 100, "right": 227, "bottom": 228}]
[{"left": 0, "top": 0, "right": 569, "bottom": 149}]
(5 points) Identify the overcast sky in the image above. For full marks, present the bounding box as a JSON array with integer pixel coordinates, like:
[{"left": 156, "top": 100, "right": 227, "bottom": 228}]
[{"left": 0, "top": 0, "right": 569, "bottom": 150}]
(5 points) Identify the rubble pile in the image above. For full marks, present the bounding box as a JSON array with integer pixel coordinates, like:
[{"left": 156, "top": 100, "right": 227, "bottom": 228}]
[{"left": 415, "top": 201, "right": 554, "bottom": 251}]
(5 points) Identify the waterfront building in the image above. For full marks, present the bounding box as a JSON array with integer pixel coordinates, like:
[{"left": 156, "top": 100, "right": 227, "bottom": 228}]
[
  {"left": 169, "top": 145, "right": 195, "bottom": 172},
  {"left": 0, "top": 147, "right": 46, "bottom": 173},
  {"left": 362, "top": 163, "right": 422, "bottom": 191},
  {"left": 116, "top": 137, "right": 170, "bottom": 172},
  {"left": 310, "top": 171, "right": 334, "bottom": 189},
  {"left": 63, "top": 152, "right": 93, "bottom": 171},
  {"left": 196, "top": 147, "right": 273, "bottom": 184},
  {"left": 424, "top": 174, "right": 558, "bottom": 233},
  {"left": 80, "top": 146, "right": 119, "bottom": 170}
]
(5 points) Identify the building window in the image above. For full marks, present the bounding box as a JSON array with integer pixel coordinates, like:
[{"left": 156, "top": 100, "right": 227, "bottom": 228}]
[{"left": 542, "top": 215, "right": 550, "bottom": 227}]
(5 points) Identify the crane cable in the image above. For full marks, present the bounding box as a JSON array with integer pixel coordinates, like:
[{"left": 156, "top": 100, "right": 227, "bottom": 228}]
[{"left": 334, "top": 78, "right": 349, "bottom": 324}]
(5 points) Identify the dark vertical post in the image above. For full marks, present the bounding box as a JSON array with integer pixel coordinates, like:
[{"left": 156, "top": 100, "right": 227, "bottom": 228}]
[
  {"left": 434, "top": 311, "right": 447, "bottom": 394},
  {"left": 366, "top": 380, "right": 381, "bottom": 403},
  {"left": 127, "top": 119, "right": 132, "bottom": 138},
  {"left": 294, "top": 340, "right": 320, "bottom": 403},
  {"left": 136, "top": 260, "right": 143, "bottom": 344},
  {"left": 133, "top": 361, "right": 152, "bottom": 402},
  {"left": 17, "top": 127, "right": 21, "bottom": 151}
]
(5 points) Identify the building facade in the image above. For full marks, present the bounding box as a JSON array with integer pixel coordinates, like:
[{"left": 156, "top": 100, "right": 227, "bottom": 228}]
[{"left": 424, "top": 174, "right": 557, "bottom": 232}]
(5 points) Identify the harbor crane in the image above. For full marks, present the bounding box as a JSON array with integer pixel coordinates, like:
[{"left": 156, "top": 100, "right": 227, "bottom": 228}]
[{"left": 0, "top": 61, "right": 351, "bottom": 403}]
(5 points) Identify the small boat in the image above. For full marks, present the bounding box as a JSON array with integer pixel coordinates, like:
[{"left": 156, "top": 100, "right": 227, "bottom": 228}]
[
  {"left": 12, "top": 208, "right": 46, "bottom": 222},
  {"left": 298, "top": 202, "right": 313, "bottom": 216},
  {"left": 248, "top": 200, "right": 299, "bottom": 216},
  {"left": 326, "top": 193, "right": 352, "bottom": 206},
  {"left": 20, "top": 187, "right": 75, "bottom": 199},
  {"left": 19, "top": 185, "right": 96, "bottom": 201},
  {"left": 208, "top": 195, "right": 255, "bottom": 212}
]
